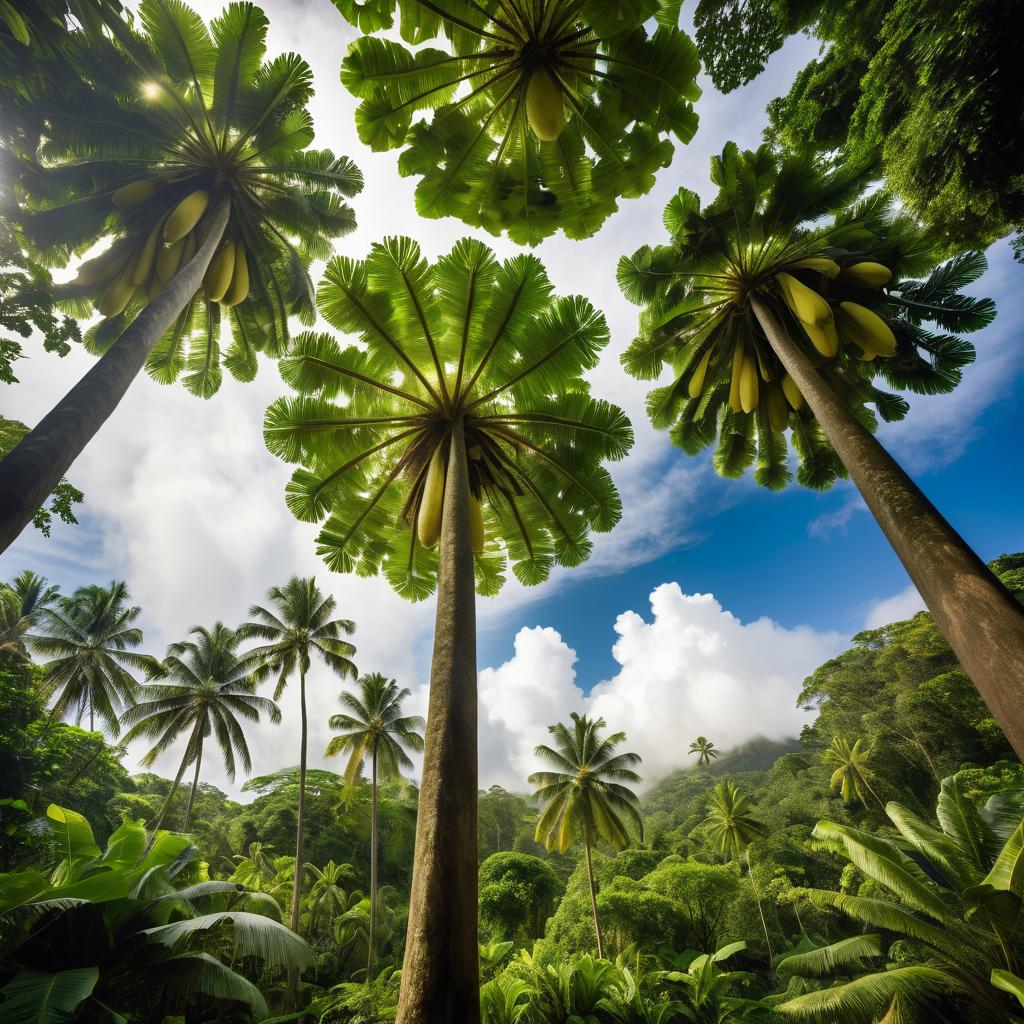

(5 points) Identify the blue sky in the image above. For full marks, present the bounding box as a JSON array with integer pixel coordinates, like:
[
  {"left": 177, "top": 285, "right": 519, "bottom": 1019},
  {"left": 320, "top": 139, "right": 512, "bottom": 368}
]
[{"left": 2, "top": 0, "right": 1021, "bottom": 793}]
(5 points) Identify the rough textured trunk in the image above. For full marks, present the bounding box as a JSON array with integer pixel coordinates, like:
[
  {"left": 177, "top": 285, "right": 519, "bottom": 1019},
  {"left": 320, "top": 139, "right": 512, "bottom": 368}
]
[
  {"left": 286, "top": 664, "right": 309, "bottom": 1010},
  {"left": 146, "top": 727, "right": 198, "bottom": 852},
  {"left": 368, "top": 744, "right": 378, "bottom": 978},
  {"left": 0, "top": 199, "right": 230, "bottom": 556},
  {"left": 752, "top": 297, "right": 1024, "bottom": 759},
  {"left": 183, "top": 740, "right": 203, "bottom": 831},
  {"left": 397, "top": 423, "right": 480, "bottom": 1024},
  {"left": 585, "top": 834, "right": 604, "bottom": 960}
]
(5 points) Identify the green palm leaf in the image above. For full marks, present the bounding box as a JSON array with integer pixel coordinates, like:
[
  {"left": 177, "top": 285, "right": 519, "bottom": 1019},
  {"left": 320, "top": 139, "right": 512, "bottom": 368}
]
[{"left": 0, "top": 967, "right": 99, "bottom": 1024}]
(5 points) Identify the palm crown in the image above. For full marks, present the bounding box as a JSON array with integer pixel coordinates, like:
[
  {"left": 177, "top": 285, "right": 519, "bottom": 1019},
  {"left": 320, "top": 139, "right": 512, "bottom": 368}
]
[
  {"left": 618, "top": 143, "right": 995, "bottom": 490},
  {"left": 266, "top": 236, "right": 632, "bottom": 600},
  {"left": 688, "top": 735, "right": 719, "bottom": 766},
  {"left": 30, "top": 579, "right": 154, "bottom": 734},
  {"left": 121, "top": 622, "right": 280, "bottom": 779},
  {"left": 703, "top": 780, "right": 765, "bottom": 861},
  {"left": 325, "top": 673, "right": 425, "bottom": 784},
  {"left": 331, "top": 0, "right": 700, "bottom": 244},
  {"left": 530, "top": 712, "right": 643, "bottom": 853},
  {"left": 13, "top": 0, "right": 361, "bottom": 396},
  {"left": 823, "top": 735, "right": 882, "bottom": 808}
]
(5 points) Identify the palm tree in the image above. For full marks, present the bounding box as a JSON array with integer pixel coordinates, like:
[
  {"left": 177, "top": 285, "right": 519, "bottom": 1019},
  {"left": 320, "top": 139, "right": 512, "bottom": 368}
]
[
  {"left": 303, "top": 860, "right": 357, "bottom": 941},
  {"left": 29, "top": 580, "right": 153, "bottom": 734},
  {"left": 120, "top": 623, "right": 280, "bottom": 840},
  {"left": 0, "top": 570, "right": 60, "bottom": 661},
  {"left": 267, "top": 236, "right": 630, "bottom": 1023},
  {"left": 0, "top": 0, "right": 361, "bottom": 553},
  {"left": 325, "top": 673, "right": 424, "bottom": 976},
  {"left": 688, "top": 736, "right": 719, "bottom": 767},
  {"left": 619, "top": 142, "right": 1024, "bottom": 757},
  {"left": 823, "top": 736, "right": 884, "bottom": 810},
  {"left": 331, "top": 0, "right": 700, "bottom": 244},
  {"left": 239, "top": 575, "right": 357, "bottom": 998},
  {"left": 529, "top": 712, "right": 643, "bottom": 960},
  {"left": 702, "top": 781, "right": 773, "bottom": 959},
  {"left": 776, "top": 776, "right": 1024, "bottom": 1022}
]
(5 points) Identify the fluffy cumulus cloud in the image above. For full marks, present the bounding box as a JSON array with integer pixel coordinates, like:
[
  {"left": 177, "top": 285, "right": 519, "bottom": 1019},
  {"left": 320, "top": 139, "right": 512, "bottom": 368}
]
[
  {"left": 478, "top": 583, "right": 843, "bottom": 790},
  {"left": 863, "top": 584, "right": 926, "bottom": 630}
]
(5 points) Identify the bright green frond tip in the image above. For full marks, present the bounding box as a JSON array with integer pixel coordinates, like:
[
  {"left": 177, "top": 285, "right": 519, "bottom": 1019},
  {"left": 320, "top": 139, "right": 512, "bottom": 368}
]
[
  {"left": 619, "top": 142, "right": 993, "bottom": 492},
  {"left": 332, "top": 0, "right": 700, "bottom": 245},
  {"left": 266, "top": 235, "right": 632, "bottom": 602}
]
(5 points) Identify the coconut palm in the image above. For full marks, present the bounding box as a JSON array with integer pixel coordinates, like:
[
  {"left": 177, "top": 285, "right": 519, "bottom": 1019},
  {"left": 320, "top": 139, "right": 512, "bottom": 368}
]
[
  {"left": 619, "top": 142, "right": 1024, "bottom": 757},
  {"left": 0, "top": 0, "right": 361, "bottom": 554},
  {"left": 330, "top": 0, "right": 700, "bottom": 245},
  {"left": 267, "top": 235, "right": 630, "bottom": 1023},
  {"left": 689, "top": 736, "right": 719, "bottom": 767},
  {"left": 0, "top": 569, "right": 60, "bottom": 661},
  {"left": 325, "top": 673, "right": 424, "bottom": 976},
  {"left": 776, "top": 777, "right": 1024, "bottom": 1022},
  {"left": 702, "top": 781, "right": 773, "bottom": 959},
  {"left": 303, "top": 860, "right": 357, "bottom": 941},
  {"left": 238, "top": 575, "right": 357, "bottom": 998},
  {"left": 823, "top": 735, "right": 884, "bottom": 810},
  {"left": 529, "top": 712, "right": 643, "bottom": 960},
  {"left": 120, "top": 623, "right": 280, "bottom": 840},
  {"left": 29, "top": 580, "right": 153, "bottom": 734}
]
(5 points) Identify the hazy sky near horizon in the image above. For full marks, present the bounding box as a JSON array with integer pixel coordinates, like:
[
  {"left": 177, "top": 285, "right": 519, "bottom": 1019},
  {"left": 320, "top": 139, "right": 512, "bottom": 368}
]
[{"left": 3, "top": 0, "right": 1022, "bottom": 798}]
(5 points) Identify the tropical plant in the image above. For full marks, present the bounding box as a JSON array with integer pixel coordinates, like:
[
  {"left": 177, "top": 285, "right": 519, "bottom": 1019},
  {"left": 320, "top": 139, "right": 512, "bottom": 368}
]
[
  {"left": 229, "top": 841, "right": 293, "bottom": 899},
  {"left": 239, "top": 575, "right": 357, "bottom": 1001},
  {"left": 329, "top": 0, "right": 700, "bottom": 245},
  {"left": 0, "top": 0, "right": 362, "bottom": 553},
  {"left": 689, "top": 737, "right": 719, "bottom": 767},
  {"left": 267, "top": 234, "right": 630, "bottom": 1023},
  {"left": 479, "top": 851, "right": 562, "bottom": 945},
  {"left": 0, "top": 570, "right": 59, "bottom": 661},
  {"left": 333, "top": 885, "right": 403, "bottom": 977},
  {"left": 822, "top": 736, "right": 883, "bottom": 810},
  {"left": 325, "top": 672, "right": 423, "bottom": 976},
  {"left": 776, "top": 777, "right": 1024, "bottom": 1022},
  {"left": 307, "top": 965, "right": 401, "bottom": 1024},
  {"left": 303, "top": 859, "right": 357, "bottom": 940},
  {"left": 29, "top": 579, "right": 153, "bottom": 734},
  {"left": 618, "top": 141, "right": 1024, "bottom": 758},
  {"left": 702, "top": 782, "right": 773, "bottom": 960},
  {"left": 0, "top": 804, "right": 312, "bottom": 1021},
  {"left": 120, "top": 623, "right": 280, "bottom": 839},
  {"left": 530, "top": 712, "right": 643, "bottom": 959},
  {"left": 662, "top": 941, "right": 773, "bottom": 1023}
]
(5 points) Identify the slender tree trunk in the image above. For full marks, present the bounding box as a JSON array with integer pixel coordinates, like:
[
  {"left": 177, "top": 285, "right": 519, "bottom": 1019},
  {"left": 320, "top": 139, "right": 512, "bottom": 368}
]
[
  {"left": 0, "top": 199, "right": 230, "bottom": 555},
  {"left": 89, "top": 696, "right": 93, "bottom": 734},
  {"left": 584, "top": 834, "right": 605, "bottom": 960},
  {"left": 746, "top": 849, "right": 774, "bottom": 961},
  {"left": 861, "top": 773, "right": 887, "bottom": 813},
  {"left": 287, "top": 663, "right": 309, "bottom": 1011},
  {"left": 397, "top": 423, "right": 480, "bottom": 1024},
  {"left": 751, "top": 297, "right": 1024, "bottom": 759},
  {"left": 183, "top": 740, "right": 203, "bottom": 831},
  {"left": 368, "top": 743, "right": 378, "bottom": 978},
  {"left": 146, "top": 727, "right": 199, "bottom": 853}
]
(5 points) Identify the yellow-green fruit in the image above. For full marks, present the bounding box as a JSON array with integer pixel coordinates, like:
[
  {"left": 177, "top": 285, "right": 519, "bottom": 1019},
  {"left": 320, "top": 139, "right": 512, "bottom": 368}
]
[
  {"left": 728, "top": 344, "right": 744, "bottom": 412},
  {"left": 97, "top": 262, "right": 136, "bottom": 317},
  {"left": 112, "top": 179, "right": 156, "bottom": 207},
  {"left": 180, "top": 231, "right": 197, "bottom": 267},
  {"left": 687, "top": 349, "right": 712, "bottom": 398},
  {"left": 837, "top": 301, "right": 896, "bottom": 357},
  {"left": 843, "top": 261, "right": 892, "bottom": 287},
  {"left": 777, "top": 272, "right": 832, "bottom": 325},
  {"left": 221, "top": 245, "right": 249, "bottom": 306},
  {"left": 204, "top": 241, "right": 235, "bottom": 302},
  {"left": 526, "top": 67, "right": 565, "bottom": 142},
  {"left": 469, "top": 495, "right": 485, "bottom": 555},
  {"left": 73, "top": 246, "right": 128, "bottom": 287},
  {"left": 803, "top": 316, "right": 839, "bottom": 358},
  {"left": 146, "top": 275, "right": 163, "bottom": 301},
  {"left": 164, "top": 190, "right": 209, "bottom": 243},
  {"left": 417, "top": 446, "right": 445, "bottom": 549},
  {"left": 781, "top": 374, "right": 803, "bottom": 410},
  {"left": 739, "top": 354, "right": 759, "bottom": 413},
  {"left": 766, "top": 384, "right": 789, "bottom": 431},
  {"left": 156, "top": 238, "right": 183, "bottom": 284},
  {"left": 131, "top": 219, "right": 164, "bottom": 286},
  {"left": 756, "top": 348, "right": 772, "bottom": 382},
  {"left": 793, "top": 256, "right": 840, "bottom": 278}
]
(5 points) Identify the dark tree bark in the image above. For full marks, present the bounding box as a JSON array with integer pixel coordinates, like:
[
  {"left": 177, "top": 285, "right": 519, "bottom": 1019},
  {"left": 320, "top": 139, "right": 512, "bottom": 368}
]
[
  {"left": 0, "top": 199, "right": 230, "bottom": 555},
  {"left": 397, "top": 422, "right": 480, "bottom": 1024},
  {"left": 752, "top": 296, "right": 1024, "bottom": 758},
  {"left": 183, "top": 740, "right": 203, "bottom": 831},
  {"left": 286, "top": 662, "right": 309, "bottom": 1010},
  {"left": 584, "top": 833, "right": 605, "bottom": 960}
]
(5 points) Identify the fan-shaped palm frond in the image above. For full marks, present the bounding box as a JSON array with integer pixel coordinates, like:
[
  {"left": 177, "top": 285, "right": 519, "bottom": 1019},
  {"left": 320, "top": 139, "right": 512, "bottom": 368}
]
[
  {"left": 529, "top": 712, "right": 642, "bottom": 959},
  {"left": 823, "top": 736, "right": 884, "bottom": 810},
  {"left": 331, "top": 0, "right": 700, "bottom": 244}
]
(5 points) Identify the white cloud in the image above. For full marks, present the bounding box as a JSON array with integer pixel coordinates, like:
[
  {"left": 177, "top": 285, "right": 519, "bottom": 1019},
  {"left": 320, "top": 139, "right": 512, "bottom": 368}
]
[
  {"left": 863, "top": 585, "right": 926, "bottom": 630},
  {"left": 807, "top": 490, "right": 866, "bottom": 539}
]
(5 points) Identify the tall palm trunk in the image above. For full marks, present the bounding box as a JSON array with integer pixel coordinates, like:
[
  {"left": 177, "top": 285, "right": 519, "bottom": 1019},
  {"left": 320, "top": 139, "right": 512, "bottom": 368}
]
[
  {"left": 746, "top": 848, "right": 774, "bottom": 961},
  {"left": 368, "top": 742, "right": 378, "bottom": 978},
  {"left": 286, "top": 663, "right": 309, "bottom": 1010},
  {"left": 146, "top": 722, "right": 200, "bottom": 852},
  {"left": 584, "top": 832, "right": 605, "bottom": 960},
  {"left": 752, "top": 297, "right": 1024, "bottom": 758},
  {"left": 0, "top": 199, "right": 230, "bottom": 556},
  {"left": 183, "top": 739, "right": 203, "bottom": 831},
  {"left": 397, "top": 422, "right": 480, "bottom": 1024}
]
